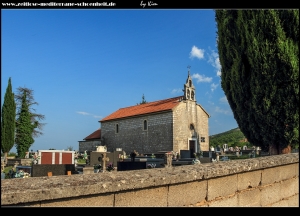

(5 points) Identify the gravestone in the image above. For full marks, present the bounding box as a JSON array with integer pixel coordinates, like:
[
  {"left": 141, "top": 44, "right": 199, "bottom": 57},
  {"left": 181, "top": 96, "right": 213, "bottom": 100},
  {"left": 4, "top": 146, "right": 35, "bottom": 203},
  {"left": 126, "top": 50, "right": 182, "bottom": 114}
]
[
  {"left": 90, "top": 152, "right": 112, "bottom": 167},
  {"left": 180, "top": 150, "right": 191, "bottom": 159},
  {"left": 203, "top": 151, "right": 210, "bottom": 157},
  {"left": 117, "top": 161, "right": 146, "bottom": 171}
]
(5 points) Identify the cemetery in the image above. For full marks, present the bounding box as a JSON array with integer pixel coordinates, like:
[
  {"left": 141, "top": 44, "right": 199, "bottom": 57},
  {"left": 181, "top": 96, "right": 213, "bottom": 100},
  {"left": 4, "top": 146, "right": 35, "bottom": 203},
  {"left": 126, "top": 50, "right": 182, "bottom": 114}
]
[
  {"left": 1, "top": 144, "right": 269, "bottom": 179},
  {"left": 1, "top": 152, "right": 298, "bottom": 207}
]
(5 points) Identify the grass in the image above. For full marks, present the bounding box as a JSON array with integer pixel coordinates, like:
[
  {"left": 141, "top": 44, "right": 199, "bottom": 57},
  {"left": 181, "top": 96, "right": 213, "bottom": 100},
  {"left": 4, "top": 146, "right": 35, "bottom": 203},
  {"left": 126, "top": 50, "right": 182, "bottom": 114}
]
[
  {"left": 77, "top": 158, "right": 86, "bottom": 164},
  {"left": 3, "top": 166, "right": 14, "bottom": 179}
]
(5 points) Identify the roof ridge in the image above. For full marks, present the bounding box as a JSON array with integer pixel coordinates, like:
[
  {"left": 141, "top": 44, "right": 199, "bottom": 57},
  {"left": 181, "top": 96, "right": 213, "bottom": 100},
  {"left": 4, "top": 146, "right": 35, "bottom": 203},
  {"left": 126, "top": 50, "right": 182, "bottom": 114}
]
[{"left": 118, "top": 96, "right": 183, "bottom": 110}]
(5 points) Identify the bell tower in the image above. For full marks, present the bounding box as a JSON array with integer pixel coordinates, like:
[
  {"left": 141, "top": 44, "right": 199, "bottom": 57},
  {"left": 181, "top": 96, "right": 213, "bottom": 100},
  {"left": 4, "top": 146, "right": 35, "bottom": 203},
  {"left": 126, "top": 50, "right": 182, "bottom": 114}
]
[{"left": 183, "top": 66, "right": 196, "bottom": 101}]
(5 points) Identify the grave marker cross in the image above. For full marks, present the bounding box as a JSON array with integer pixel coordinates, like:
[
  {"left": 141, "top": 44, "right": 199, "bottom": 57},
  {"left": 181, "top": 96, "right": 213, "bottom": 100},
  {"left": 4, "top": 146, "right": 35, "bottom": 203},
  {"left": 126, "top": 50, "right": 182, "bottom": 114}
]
[
  {"left": 102, "top": 153, "right": 109, "bottom": 172},
  {"left": 14, "top": 161, "right": 19, "bottom": 169}
]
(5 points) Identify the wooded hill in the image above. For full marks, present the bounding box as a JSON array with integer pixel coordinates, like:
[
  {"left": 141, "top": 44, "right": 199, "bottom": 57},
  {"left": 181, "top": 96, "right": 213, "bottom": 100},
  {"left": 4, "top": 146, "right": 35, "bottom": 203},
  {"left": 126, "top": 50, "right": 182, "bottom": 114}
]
[{"left": 209, "top": 128, "right": 251, "bottom": 148}]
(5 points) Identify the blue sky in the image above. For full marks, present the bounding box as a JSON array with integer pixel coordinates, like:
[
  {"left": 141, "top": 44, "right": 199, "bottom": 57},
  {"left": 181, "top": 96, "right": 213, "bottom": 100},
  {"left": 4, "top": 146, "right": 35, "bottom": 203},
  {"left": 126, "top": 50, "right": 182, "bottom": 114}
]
[{"left": 1, "top": 9, "right": 238, "bottom": 152}]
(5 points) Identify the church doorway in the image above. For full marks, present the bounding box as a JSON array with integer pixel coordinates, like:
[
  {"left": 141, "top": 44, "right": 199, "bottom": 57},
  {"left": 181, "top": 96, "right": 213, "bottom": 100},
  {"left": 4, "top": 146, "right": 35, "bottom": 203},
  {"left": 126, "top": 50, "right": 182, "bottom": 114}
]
[{"left": 189, "top": 140, "right": 196, "bottom": 158}]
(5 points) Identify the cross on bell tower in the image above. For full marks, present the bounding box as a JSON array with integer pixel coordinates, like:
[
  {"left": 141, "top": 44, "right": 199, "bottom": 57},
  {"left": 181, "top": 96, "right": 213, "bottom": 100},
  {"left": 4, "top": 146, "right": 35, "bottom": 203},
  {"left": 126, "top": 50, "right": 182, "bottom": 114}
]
[{"left": 183, "top": 66, "right": 196, "bottom": 101}]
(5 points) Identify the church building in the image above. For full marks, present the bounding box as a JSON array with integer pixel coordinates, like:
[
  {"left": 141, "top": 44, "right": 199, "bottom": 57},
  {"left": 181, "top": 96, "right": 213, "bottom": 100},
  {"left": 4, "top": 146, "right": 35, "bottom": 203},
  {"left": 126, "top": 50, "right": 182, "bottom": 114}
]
[{"left": 79, "top": 69, "right": 210, "bottom": 156}]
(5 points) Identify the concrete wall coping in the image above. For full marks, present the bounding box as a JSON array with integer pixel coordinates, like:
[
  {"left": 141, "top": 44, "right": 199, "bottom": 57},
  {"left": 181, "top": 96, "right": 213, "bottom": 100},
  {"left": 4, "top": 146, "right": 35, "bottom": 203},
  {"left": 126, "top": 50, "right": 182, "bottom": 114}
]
[{"left": 1, "top": 153, "right": 298, "bottom": 205}]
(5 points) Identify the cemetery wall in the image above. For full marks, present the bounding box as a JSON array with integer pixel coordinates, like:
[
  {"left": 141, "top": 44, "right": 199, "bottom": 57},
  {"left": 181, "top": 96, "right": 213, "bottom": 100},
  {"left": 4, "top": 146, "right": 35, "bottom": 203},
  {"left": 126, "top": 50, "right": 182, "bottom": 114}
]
[
  {"left": 1, "top": 153, "right": 298, "bottom": 207},
  {"left": 78, "top": 140, "right": 101, "bottom": 153},
  {"left": 100, "top": 112, "right": 173, "bottom": 154}
]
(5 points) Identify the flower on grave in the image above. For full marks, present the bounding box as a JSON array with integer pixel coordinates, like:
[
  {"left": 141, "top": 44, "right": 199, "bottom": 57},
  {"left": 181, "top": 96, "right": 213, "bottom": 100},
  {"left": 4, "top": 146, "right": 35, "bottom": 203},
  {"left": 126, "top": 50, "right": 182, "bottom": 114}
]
[
  {"left": 14, "top": 170, "right": 30, "bottom": 178},
  {"left": 192, "top": 159, "right": 201, "bottom": 165},
  {"left": 147, "top": 163, "right": 156, "bottom": 169},
  {"left": 194, "top": 151, "right": 203, "bottom": 158},
  {"left": 94, "top": 164, "right": 102, "bottom": 169},
  {"left": 106, "top": 163, "right": 115, "bottom": 172},
  {"left": 119, "top": 154, "right": 127, "bottom": 160},
  {"left": 172, "top": 151, "right": 178, "bottom": 159},
  {"left": 31, "top": 154, "right": 40, "bottom": 161}
]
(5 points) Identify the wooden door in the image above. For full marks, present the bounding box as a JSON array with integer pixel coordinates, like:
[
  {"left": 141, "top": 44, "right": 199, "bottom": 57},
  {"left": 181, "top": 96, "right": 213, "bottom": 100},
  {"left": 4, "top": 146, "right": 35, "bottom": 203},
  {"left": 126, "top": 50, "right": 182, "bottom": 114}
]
[{"left": 189, "top": 140, "right": 196, "bottom": 158}]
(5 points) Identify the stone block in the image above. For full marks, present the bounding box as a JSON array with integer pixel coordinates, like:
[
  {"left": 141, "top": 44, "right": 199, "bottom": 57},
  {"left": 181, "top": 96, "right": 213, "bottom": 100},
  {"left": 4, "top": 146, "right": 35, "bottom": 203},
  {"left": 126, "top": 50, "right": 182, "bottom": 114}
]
[
  {"left": 41, "top": 194, "right": 114, "bottom": 207},
  {"left": 208, "top": 194, "right": 238, "bottom": 207},
  {"left": 279, "top": 178, "right": 298, "bottom": 199},
  {"left": 114, "top": 186, "right": 168, "bottom": 207},
  {"left": 261, "top": 166, "right": 281, "bottom": 185},
  {"left": 168, "top": 180, "right": 207, "bottom": 206},
  {"left": 237, "top": 188, "right": 261, "bottom": 206},
  {"left": 207, "top": 174, "right": 238, "bottom": 201},
  {"left": 260, "top": 182, "right": 281, "bottom": 206},
  {"left": 237, "top": 170, "right": 261, "bottom": 191}
]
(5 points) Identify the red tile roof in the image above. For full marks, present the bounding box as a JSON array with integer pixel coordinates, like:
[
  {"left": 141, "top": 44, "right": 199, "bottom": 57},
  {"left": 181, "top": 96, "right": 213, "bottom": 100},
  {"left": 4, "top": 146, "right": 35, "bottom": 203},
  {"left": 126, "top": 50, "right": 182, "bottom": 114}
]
[
  {"left": 100, "top": 96, "right": 183, "bottom": 122},
  {"left": 84, "top": 128, "right": 101, "bottom": 140}
]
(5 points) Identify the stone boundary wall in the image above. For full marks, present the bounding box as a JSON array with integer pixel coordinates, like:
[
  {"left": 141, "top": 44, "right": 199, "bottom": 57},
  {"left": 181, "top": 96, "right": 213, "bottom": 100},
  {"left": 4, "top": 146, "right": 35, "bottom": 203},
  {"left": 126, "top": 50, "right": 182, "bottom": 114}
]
[{"left": 1, "top": 153, "right": 298, "bottom": 207}]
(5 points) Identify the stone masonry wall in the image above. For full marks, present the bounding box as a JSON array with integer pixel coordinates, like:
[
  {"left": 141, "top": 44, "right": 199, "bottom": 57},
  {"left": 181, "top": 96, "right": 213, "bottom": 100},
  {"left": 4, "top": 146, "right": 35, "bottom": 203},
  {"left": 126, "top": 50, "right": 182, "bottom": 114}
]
[
  {"left": 78, "top": 140, "right": 101, "bottom": 154},
  {"left": 101, "top": 112, "right": 173, "bottom": 154},
  {"left": 173, "top": 101, "right": 209, "bottom": 153},
  {"left": 1, "top": 153, "right": 298, "bottom": 207}
]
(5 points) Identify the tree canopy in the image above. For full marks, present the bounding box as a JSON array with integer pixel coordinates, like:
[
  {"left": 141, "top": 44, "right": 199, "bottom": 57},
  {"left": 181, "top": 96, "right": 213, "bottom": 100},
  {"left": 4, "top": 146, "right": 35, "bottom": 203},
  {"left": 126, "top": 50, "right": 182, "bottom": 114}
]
[
  {"left": 138, "top": 94, "right": 147, "bottom": 105},
  {"left": 215, "top": 9, "right": 299, "bottom": 154},
  {"left": 1, "top": 77, "right": 16, "bottom": 162},
  {"left": 14, "top": 87, "right": 45, "bottom": 158}
]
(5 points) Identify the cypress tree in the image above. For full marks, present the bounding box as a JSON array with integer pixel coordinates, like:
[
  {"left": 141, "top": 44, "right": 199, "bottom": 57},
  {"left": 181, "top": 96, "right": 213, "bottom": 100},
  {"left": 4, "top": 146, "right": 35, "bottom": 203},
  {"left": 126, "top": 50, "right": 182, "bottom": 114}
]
[
  {"left": 1, "top": 77, "right": 16, "bottom": 163},
  {"left": 15, "top": 92, "right": 38, "bottom": 158},
  {"left": 215, "top": 9, "right": 299, "bottom": 154}
]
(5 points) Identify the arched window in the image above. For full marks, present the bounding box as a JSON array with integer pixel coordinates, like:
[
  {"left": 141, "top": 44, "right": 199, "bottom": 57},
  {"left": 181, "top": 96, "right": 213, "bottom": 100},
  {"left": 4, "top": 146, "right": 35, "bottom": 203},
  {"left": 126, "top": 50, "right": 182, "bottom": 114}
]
[
  {"left": 189, "top": 80, "right": 192, "bottom": 87},
  {"left": 143, "top": 120, "right": 148, "bottom": 130},
  {"left": 190, "top": 124, "right": 195, "bottom": 130},
  {"left": 187, "top": 89, "right": 190, "bottom": 99},
  {"left": 116, "top": 124, "right": 119, "bottom": 133}
]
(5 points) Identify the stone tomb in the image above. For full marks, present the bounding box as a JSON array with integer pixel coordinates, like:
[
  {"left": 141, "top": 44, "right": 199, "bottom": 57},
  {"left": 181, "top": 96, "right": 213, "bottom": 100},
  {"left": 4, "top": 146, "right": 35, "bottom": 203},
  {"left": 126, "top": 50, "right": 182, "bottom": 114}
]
[
  {"left": 31, "top": 164, "right": 76, "bottom": 177},
  {"left": 90, "top": 151, "right": 122, "bottom": 168},
  {"left": 180, "top": 150, "right": 192, "bottom": 159},
  {"left": 117, "top": 157, "right": 164, "bottom": 171}
]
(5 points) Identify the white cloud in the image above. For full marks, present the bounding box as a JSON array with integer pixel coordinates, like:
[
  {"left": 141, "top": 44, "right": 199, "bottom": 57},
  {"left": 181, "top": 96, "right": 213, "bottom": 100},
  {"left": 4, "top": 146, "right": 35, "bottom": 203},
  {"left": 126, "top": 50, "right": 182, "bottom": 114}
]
[
  {"left": 207, "top": 49, "right": 222, "bottom": 76},
  {"left": 189, "top": 45, "right": 205, "bottom": 59},
  {"left": 219, "top": 96, "right": 228, "bottom": 104},
  {"left": 93, "top": 115, "right": 102, "bottom": 119},
  {"left": 76, "top": 111, "right": 90, "bottom": 115},
  {"left": 77, "top": 111, "right": 102, "bottom": 119},
  {"left": 171, "top": 88, "right": 182, "bottom": 94},
  {"left": 210, "top": 83, "right": 218, "bottom": 92},
  {"left": 215, "top": 106, "right": 231, "bottom": 115},
  {"left": 192, "top": 73, "right": 212, "bottom": 83}
]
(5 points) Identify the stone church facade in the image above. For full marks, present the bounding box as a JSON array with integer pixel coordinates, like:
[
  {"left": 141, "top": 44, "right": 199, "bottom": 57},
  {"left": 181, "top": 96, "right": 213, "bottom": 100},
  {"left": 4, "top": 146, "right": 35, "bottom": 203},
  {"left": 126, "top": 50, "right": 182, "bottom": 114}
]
[{"left": 79, "top": 70, "right": 210, "bottom": 156}]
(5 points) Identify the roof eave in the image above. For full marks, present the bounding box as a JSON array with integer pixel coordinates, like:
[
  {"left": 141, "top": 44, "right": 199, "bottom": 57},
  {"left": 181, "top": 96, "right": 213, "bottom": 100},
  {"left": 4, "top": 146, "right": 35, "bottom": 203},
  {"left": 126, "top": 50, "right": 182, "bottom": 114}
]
[{"left": 100, "top": 109, "right": 173, "bottom": 123}]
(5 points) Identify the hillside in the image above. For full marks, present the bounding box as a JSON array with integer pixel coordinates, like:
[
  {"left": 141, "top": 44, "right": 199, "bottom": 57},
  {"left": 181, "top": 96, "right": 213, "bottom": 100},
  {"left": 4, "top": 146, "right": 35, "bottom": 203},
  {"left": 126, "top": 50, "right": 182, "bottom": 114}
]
[{"left": 209, "top": 127, "right": 249, "bottom": 148}]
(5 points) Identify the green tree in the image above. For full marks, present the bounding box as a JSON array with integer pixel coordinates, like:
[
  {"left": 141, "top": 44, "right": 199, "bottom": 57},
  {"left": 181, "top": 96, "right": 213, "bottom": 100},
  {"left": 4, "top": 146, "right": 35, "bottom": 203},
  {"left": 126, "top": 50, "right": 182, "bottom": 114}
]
[
  {"left": 137, "top": 94, "right": 147, "bottom": 105},
  {"left": 15, "top": 87, "right": 45, "bottom": 138},
  {"left": 15, "top": 92, "right": 38, "bottom": 158},
  {"left": 215, "top": 9, "right": 299, "bottom": 155},
  {"left": 1, "top": 77, "right": 16, "bottom": 163}
]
